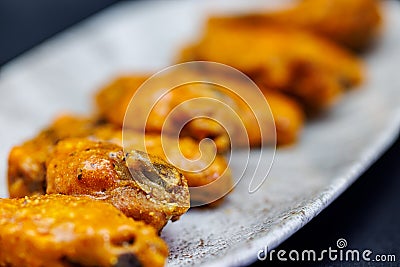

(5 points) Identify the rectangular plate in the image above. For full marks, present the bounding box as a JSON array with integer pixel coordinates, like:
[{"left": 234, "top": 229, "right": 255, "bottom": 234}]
[{"left": 0, "top": 1, "right": 399, "bottom": 266}]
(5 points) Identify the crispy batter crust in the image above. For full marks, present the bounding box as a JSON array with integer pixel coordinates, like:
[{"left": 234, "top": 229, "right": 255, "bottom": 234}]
[
  {"left": 121, "top": 132, "right": 233, "bottom": 206},
  {"left": 46, "top": 138, "right": 190, "bottom": 232},
  {"left": 209, "top": 0, "right": 381, "bottom": 51},
  {"left": 178, "top": 24, "right": 364, "bottom": 112},
  {"left": 8, "top": 115, "right": 232, "bottom": 206},
  {"left": 95, "top": 74, "right": 304, "bottom": 147},
  {"left": 8, "top": 116, "right": 101, "bottom": 198},
  {"left": 0, "top": 194, "right": 168, "bottom": 267}
]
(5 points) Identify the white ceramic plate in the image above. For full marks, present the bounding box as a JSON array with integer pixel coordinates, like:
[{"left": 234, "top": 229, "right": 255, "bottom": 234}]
[{"left": 0, "top": 1, "right": 399, "bottom": 266}]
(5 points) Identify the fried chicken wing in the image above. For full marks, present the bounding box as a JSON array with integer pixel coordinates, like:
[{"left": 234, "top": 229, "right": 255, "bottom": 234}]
[
  {"left": 120, "top": 132, "right": 233, "bottom": 206},
  {"left": 178, "top": 23, "right": 364, "bottom": 113},
  {"left": 95, "top": 74, "right": 304, "bottom": 146},
  {"left": 209, "top": 0, "right": 382, "bottom": 51},
  {"left": 95, "top": 73, "right": 237, "bottom": 152},
  {"left": 0, "top": 194, "right": 168, "bottom": 267},
  {"left": 8, "top": 115, "right": 232, "bottom": 207},
  {"left": 83, "top": 122, "right": 234, "bottom": 205},
  {"left": 8, "top": 115, "right": 102, "bottom": 198},
  {"left": 45, "top": 138, "right": 189, "bottom": 231}
]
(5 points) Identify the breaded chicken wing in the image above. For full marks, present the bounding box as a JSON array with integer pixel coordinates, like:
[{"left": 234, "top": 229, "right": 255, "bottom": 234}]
[
  {"left": 46, "top": 138, "right": 190, "bottom": 231},
  {"left": 178, "top": 24, "right": 364, "bottom": 113},
  {"left": 96, "top": 73, "right": 238, "bottom": 152},
  {"left": 0, "top": 194, "right": 168, "bottom": 267},
  {"left": 113, "top": 131, "right": 233, "bottom": 206},
  {"left": 8, "top": 115, "right": 232, "bottom": 207},
  {"left": 209, "top": 0, "right": 382, "bottom": 51},
  {"left": 95, "top": 74, "right": 304, "bottom": 146},
  {"left": 7, "top": 115, "right": 102, "bottom": 198},
  {"left": 79, "top": 122, "right": 234, "bottom": 205}
]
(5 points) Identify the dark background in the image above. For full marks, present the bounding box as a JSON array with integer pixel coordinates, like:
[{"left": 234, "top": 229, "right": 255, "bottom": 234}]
[{"left": 1, "top": 1, "right": 399, "bottom": 266}]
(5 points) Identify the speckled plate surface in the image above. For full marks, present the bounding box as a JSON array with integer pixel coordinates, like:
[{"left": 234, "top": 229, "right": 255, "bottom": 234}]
[{"left": 1, "top": 1, "right": 400, "bottom": 266}]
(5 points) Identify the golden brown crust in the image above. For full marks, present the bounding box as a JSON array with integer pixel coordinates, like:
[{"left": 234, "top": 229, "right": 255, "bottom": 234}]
[
  {"left": 177, "top": 23, "right": 364, "bottom": 112},
  {"left": 7, "top": 115, "right": 101, "bottom": 198},
  {"left": 90, "top": 124, "right": 234, "bottom": 206},
  {"left": 95, "top": 73, "right": 236, "bottom": 151},
  {"left": 95, "top": 74, "right": 304, "bottom": 147},
  {"left": 8, "top": 138, "right": 49, "bottom": 197},
  {"left": 7, "top": 115, "right": 233, "bottom": 206},
  {"left": 0, "top": 194, "right": 168, "bottom": 267},
  {"left": 7, "top": 115, "right": 122, "bottom": 198},
  {"left": 262, "top": 91, "right": 304, "bottom": 146},
  {"left": 206, "top": 0, "right": 382, "bottom": 51},
  {"left": 96, "top": 75, "right": 149, "bottom": 128},
  {"left": 122, "top": 132, "right": 233, "bottom": 206},
  {"left": 46, "top": 138, "right": 190, "bottom": 231}
]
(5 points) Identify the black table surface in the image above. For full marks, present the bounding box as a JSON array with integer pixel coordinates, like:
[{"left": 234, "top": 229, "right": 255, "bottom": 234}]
[{"left": 1, "top": 1, "right": 399, "bottom": 266}]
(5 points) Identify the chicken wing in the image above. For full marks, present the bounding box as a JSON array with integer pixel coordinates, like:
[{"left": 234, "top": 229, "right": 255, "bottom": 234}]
[
  {"left": 178, "top": 23, "right": 364, "bottom": 113},
  {"left": 95, "top": 74, "right": 304, "bottom": 147},
  {"left": 8, "top": 115, "right": 232, "bottom": 207},
  {"left": 95, "top": 73, "right": 236, "bottom": 152},
  {"left": 81, "top": 121, "right": 233, "bottom": 205},
  {"left": 116, "top": 132, "right": 233, "bottom": 206},
  {"left": 0, "top": 194, "right": 168, "bottom": 267},
  {"left": 208, "top": 0, "right": 382, "bottom": 51},
  {"left": 46, "top": 138, "right": 190, "bottom": 231},
  {"left": 7, "top": 115, "right": 101, "bottom": 198}
]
